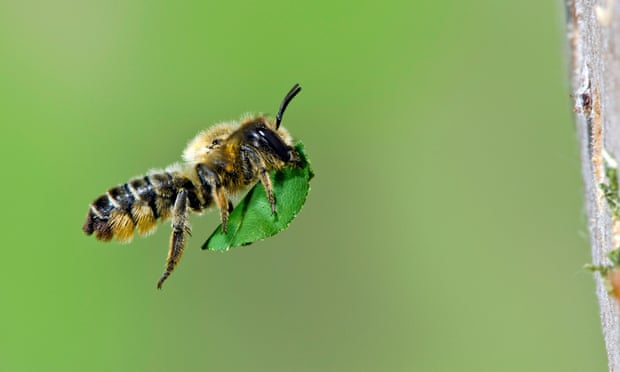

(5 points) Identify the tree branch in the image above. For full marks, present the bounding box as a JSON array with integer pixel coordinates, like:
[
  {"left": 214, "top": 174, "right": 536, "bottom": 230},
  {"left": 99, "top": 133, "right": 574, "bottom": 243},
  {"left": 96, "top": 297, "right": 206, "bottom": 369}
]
[{"left": 568, "top": 0, "right": 620, "bottom": 369}]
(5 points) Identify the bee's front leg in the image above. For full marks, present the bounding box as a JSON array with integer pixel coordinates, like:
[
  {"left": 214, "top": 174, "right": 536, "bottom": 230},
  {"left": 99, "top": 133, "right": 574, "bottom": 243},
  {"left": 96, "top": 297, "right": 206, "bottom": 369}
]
[
  {"left": 258, "top": 168, "right": 277, "bottom": 215},
  {"left": 241, "top": 145, "right": 278, "bottom": 215}
]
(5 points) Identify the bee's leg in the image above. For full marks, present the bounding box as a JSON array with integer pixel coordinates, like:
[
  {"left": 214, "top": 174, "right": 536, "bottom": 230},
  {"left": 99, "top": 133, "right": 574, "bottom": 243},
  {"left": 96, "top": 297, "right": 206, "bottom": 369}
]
[
  {"left": 258, "top": 167, "right": 277, "bottom": 215},
  {"left": 240, "top": 145, "right": 277, "bottom": 215},
  {"left": 196, "top": 164, "right": 231, "bottom": 233},
  {"left": 157, "top": 189, "right": 191, "bottom": 289},
  {"left": 213, "top": 187, "right": 230, "bottom": 233}
]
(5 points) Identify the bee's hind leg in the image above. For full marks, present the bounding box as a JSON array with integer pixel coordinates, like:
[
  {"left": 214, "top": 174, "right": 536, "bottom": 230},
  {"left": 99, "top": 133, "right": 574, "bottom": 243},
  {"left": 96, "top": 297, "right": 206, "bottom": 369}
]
[{"left": 157, "top": 189, "right": 191, "bottom": 289}]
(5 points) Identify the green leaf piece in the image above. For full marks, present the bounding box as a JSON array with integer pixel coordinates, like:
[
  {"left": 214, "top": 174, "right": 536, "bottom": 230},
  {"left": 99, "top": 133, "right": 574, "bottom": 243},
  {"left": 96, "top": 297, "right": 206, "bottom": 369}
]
[{"left": 202, "top": 142, "right": 314, "bottom": 251}]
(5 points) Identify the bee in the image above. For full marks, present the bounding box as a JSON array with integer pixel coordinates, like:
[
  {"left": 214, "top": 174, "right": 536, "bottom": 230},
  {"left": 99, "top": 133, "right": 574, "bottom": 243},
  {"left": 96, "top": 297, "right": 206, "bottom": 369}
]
[{"left": 82, "top": 84, "right": 303, "bottom": 289}]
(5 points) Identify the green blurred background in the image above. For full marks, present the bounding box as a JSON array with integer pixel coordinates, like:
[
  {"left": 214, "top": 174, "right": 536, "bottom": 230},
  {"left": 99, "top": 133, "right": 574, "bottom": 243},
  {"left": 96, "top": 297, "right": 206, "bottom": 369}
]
[{"left": 0, "top": 1, "right": 604, "bottom": 371}]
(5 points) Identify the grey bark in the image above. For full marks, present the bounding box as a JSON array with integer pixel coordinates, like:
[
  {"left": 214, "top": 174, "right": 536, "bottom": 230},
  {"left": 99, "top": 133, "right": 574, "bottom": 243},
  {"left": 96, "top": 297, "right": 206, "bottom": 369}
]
[{"left": 568, "top": 0, "right": 620, "bottom": 370}]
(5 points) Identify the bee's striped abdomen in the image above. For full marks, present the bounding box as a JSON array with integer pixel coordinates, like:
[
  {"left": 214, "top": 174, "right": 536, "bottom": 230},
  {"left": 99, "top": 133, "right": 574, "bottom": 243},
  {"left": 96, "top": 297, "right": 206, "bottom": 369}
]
[
  {"left": 83, "top": 194, "right": 115, "bottom": 241},
  {"left": 83, "top": 171, "right": 183, "bottom": 243},
  {"left": 129, "top": 177, "right": 159, "bottom": 219}
]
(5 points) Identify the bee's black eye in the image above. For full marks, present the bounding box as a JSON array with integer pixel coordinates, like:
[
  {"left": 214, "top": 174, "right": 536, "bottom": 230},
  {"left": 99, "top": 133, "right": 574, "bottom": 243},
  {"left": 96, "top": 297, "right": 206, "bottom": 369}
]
[{"left": 248, "top": 127, "right": 291, "bottom": 161}]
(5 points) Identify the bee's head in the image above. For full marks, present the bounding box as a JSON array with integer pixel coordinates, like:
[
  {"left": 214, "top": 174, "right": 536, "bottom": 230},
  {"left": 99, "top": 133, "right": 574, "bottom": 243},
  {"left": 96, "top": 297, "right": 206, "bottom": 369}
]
[
  {"left": 243, "top": 120, "right": 298, "bottom": 164},
  {"left": 242, "top": 84, "right": 302, "bottom": 164}
]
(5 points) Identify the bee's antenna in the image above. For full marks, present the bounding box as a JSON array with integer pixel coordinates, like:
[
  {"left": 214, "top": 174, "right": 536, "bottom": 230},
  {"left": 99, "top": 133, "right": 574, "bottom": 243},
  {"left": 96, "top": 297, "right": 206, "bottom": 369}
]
[{"left": 276, "top": 83, "right": 302, "bottom": 129}]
